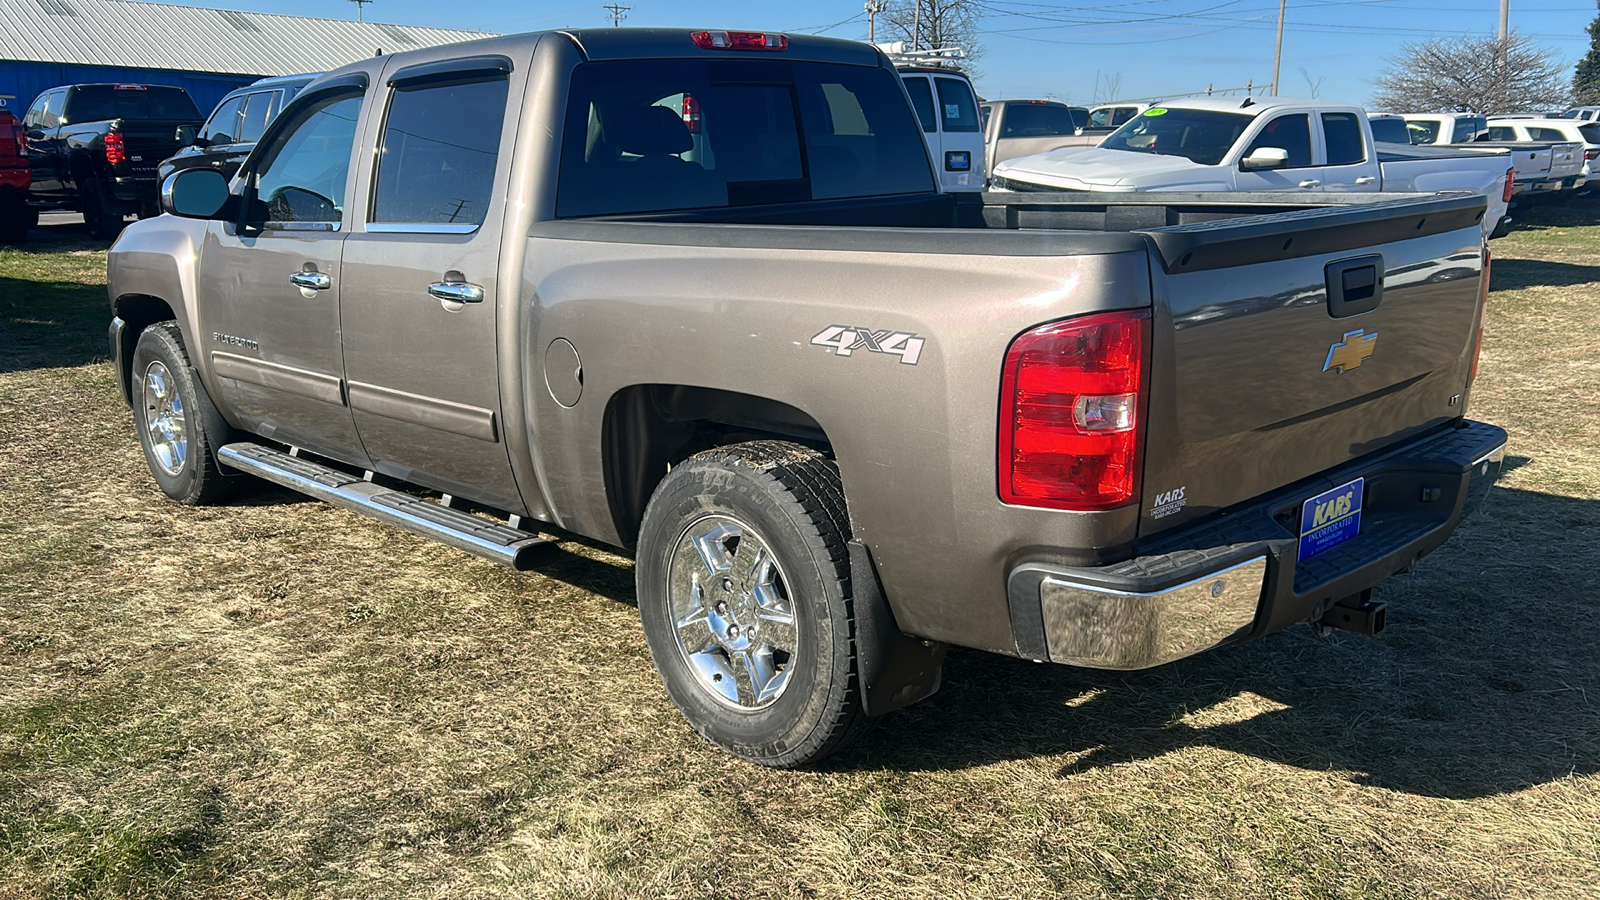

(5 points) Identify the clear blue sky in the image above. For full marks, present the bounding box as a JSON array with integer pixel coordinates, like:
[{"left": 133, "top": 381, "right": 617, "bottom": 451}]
[{"left": 154, "top": 0, "right": 1598, "bottom": 106}]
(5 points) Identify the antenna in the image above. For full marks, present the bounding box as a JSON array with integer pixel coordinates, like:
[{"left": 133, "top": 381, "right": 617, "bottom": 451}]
[
  {"left": 602, "top": 3, "right": 630, "bottom": 26},
  {"left": 349, "top": 0, "right": 372, "bottom": 22}
]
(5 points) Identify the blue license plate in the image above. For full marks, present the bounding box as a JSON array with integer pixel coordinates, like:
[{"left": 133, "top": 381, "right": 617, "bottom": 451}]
[{"left": 1298, "top": 477, "right": 1364, "bottom": 561}]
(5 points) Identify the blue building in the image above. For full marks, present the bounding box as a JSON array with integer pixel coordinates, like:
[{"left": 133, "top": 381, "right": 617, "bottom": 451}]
[{"left": 0, "top": 0, "right": 489, "bottom": 117}]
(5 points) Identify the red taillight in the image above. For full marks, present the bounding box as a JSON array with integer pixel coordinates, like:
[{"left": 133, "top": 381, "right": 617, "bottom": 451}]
[
  {"left": 1503, "top": 167, "right": 1515, "bottom": 203},
  {"left": 1586, "top": 148, "right": 1599, "bottom": 161},
  {"left": 999, "top": 310, "right": 1149, "bottom": 511},
  {"left": 1469, "top": 247, "right": 1490, "bottom": 386},
  {"left": 682, "top": 94, "right": 701, "bottom": 133},
  {"left": 113, "top": 84, "right": 148, "bottom": 91},
  {"left": 690, "top": 30, "right": 788, "bottom": 51},
  {"left": 105, "top": 131, "right": 126, "bottom": 165}
]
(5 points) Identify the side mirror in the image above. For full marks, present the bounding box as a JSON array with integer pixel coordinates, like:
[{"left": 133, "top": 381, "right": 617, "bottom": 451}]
[
  {"left": 1240, "top": 147, "right": 1290, "bottom": 171},
  {"left": 174, "top": 124, "right": 201, "bottom": 146},
  {"left": 161, "top": 168, "right": 233, "bottom": 219}
]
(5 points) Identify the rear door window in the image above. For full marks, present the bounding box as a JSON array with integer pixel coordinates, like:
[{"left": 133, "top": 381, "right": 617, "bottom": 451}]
[
  {"left": 902, "top": 76, "right": 937, "bottom": 132},
  {"left": 370, "top": 76, "right": 508, "bottom": 227},
  {"left": 1321, "top": 112, "right": 1365, "bottom": 166},
  {"left": 934, "top": 77, "right": 979, "bottom": 133},
  {"left": 556, "top": 59, "right": 935, "bottom": 217},
  {"left": 1486, "top": 126, "right": 1518, "bottom": 141}
]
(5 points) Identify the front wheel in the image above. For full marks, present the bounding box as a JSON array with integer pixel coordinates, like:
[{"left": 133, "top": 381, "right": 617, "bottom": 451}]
[
  {"left": 636, "top": 441, "right": 871, "bottom": 767},
  {"left": 130, "top": 322, "right": 240, "bottom": 505}
]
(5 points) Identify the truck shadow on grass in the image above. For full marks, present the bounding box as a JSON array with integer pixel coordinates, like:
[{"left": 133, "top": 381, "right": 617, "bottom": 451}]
[
  {"left": 849, "top": 480, "right": 1599, "bottom": 800},
  {"left": 0, "top": 275, "right": 112, "bottom": 374},
  {"left": 1489, "top": 258, "right": 1600, "bottom": 290}
]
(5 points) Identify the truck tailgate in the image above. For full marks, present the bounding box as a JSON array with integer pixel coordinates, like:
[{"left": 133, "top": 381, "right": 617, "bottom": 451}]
[
  {"left": 110, "top": 118, "right": 197, "bottom": 180},
  {"left": 1134, "top": 194, "right": 1487, "bottom": 537}
]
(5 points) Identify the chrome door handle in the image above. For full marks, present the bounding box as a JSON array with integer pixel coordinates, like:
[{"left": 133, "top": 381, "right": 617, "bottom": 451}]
[
  {"left": 1299, "top": 180, "right": 1322, "bottom": 188},
  {"left": 289, "top": 271, "right": 331, "bottom": 290},
  {"left": 428, "top": 272, "right": 484, "bottom": 304},
  {"left": 1354, "top": 176, "right": 1377, "bottom": 185}
]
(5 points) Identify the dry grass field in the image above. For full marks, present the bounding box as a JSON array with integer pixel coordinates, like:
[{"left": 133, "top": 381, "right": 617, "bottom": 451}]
[{"left": 1, "top": 206, "right": 1597, "bottom": 899}]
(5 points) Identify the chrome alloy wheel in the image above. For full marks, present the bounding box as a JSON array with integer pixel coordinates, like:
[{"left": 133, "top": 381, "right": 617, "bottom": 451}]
[
  {"left": 667, "top": 514, "right": 799, "bottom": 710},
  {"left": 141, "top": 359, "right": 188, "bottom": 477}
]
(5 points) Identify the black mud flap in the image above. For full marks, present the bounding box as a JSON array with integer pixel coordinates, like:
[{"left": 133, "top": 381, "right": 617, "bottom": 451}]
[{"left": 849, "top": 540, "right": 947, "bottom": 716}]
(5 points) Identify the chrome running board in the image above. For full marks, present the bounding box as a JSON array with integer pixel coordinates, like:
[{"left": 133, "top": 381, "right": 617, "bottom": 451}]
[{"left": 218, "top": 442, "right": 555, "bottom": 571}]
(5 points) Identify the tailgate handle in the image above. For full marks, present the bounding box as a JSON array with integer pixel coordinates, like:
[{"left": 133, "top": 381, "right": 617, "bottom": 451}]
[{"left": 1325, "top": 255, "right": 1384, "bottom": 318}]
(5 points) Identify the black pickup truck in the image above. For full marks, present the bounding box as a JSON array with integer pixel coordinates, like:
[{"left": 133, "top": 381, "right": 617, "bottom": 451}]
[{"left": 21, "top": 83, "right": 202, "bottom": 238}]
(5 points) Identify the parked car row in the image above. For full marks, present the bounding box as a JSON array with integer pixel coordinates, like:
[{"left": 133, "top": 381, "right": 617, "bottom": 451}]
[
  {"left": 1369, "top": 110, "right": 1592, "bottom": 200},
  {"left": 989, "top": 97, "right": 1516, "bottom": 240},
  {"left": 6, "top": 73, "right": 315, "bottom": 241}
]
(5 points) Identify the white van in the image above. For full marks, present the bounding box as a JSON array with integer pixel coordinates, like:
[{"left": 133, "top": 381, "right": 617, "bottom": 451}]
[{"left": 897, "top": 67, "right": 986, "bottom": 191}]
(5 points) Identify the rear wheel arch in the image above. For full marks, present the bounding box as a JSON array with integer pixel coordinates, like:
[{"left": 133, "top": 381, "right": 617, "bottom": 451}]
[{"left": 601, "top": 384, "right": 835, "bottom": 550}]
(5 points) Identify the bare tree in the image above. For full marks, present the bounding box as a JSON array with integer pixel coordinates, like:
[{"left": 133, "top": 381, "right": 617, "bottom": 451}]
[
  {"left": 878, "top": 0, "right": 985, "bottom": 71},
  {"left": 1093, "top": 72, "right": 1124, "bottom": 104},
  {"left": 1371, "top": 31, "right": 1572, "bottom": 114},
  {"left": 1299, "top": 67, "right": 1326, "bottom": 99}
]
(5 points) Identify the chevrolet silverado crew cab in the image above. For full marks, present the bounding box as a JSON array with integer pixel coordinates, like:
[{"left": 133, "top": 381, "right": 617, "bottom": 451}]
[
  {"left": 110, "top": 29, "right": 1506, "bottom": 768},
  {"left": 993, "top": 97, "right": 1516, "bottom": 240}
]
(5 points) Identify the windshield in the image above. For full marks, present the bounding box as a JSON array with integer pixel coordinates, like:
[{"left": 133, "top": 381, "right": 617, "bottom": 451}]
[{"left": 1099, "top": 108, "right": 1253, "bottom": 165}]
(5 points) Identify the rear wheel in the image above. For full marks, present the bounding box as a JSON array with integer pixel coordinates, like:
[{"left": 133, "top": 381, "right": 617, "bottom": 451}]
[
  {"left": 0, "top": 189, "right": 28, "bottom": 242},
  {"left": 131, "top": 322, "right": 241, "bottom": 505},
  {"left": 636, "top": 441, "right": 871, "bottom": 767},
  {"left": 80, "top": 180, "right": 125, "bottom": 240}
]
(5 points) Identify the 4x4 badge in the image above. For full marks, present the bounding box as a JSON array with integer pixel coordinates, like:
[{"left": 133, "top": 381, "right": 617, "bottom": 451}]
[
  {"left": 811, "top": 326, "right": 926, "bottom": 366},
  {"left": 1324, "top": 329, "right": 1377, "bottom": 373}
]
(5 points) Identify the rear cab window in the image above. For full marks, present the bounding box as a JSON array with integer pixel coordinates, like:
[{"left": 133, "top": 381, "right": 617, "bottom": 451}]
[
  {"left": 999, "top": 103, "right": 1085, "bottom": 138},
  {"left": 63, "top": 85, "right": 201, "bottom": 122},
  {"left": 557, "top": 59, "right": 936, "bottom": 217}
]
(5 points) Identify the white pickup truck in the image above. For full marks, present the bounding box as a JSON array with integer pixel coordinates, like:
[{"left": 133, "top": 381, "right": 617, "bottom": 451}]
[
  {"left": 1390, "top": 112, "right": 1585, "bottom": 199},
  {"left": 992, "top": 97, "right": 1515, "bottom": 238}
]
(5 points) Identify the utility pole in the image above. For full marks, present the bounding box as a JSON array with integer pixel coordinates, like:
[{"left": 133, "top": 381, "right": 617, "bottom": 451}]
[
  {"left": 1270, "top": 0, "right": 1285, "bottom": 95},
  {"left": 349, "top": 0, "right": 372, "bottom": 22},
  {"left": 602, "top": 2, "right": 629, "bottom": 27},
  {"left": 1498, "top": 0, "right": 1510, "bottom": 113},
  {"left": 865, "top": 0, "right": 887, "bottom": 44},
  {"left": 912, "top": 1, "right": 920, "bottom": 51}
]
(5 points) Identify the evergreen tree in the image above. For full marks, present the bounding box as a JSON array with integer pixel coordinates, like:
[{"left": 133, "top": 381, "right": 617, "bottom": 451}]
[{"left": 1575, "top": 2, "right": 1600, "bottom": 105}]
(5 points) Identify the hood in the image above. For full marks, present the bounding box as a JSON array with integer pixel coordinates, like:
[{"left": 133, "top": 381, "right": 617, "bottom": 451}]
[{"left": 994, "top": 146, "right": 1213, "bottom": 189}]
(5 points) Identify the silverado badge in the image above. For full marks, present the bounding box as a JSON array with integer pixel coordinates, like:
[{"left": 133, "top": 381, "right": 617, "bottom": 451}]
[{"left": 1323, "top": 329, "right": 1377, "bottom": 374}]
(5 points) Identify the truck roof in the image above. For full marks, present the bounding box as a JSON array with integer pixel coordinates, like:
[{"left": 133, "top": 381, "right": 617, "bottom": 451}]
[
  {"left": 561, "top": 28, "right": 885, "bottom": 66},
  {"left": 1151, "top": 96, "right": 1358, "bottom": 116}
]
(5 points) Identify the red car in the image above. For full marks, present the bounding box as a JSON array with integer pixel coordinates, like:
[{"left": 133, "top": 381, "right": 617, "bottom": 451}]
[{"left": 0, "top": 109, "right": 31, "bottom": 242}]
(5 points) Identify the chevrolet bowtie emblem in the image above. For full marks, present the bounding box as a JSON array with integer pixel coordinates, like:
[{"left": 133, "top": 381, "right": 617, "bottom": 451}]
[{"left": 1324, "top": 329, "right": 1377, "bottom": 373}]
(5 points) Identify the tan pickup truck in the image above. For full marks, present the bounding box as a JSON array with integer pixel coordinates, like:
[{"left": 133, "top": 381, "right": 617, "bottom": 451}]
[{"left": 109, "top": 28, "right": 1506, "bottom": 767}]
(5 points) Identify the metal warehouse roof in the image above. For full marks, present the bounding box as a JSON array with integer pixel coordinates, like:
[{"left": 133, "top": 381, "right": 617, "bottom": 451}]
[{"left": 0, "top": 0, "right": 494, "bottom": 75}]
